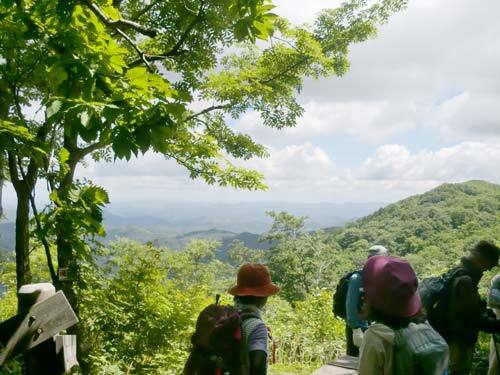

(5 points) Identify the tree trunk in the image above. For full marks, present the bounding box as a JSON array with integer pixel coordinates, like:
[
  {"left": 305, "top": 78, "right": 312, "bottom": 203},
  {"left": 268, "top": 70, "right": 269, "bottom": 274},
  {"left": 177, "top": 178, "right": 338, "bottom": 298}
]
[
  {"left": 15, "top": 188, "right": 32, "bottom": 298},
  {"left": 0, "top": 156, "right": 4, "bottom": 218},
  {"left": 54, "top": 158, "right": 90, "bottom": 372},
  {"left": 55, "top": 233, "right": 77, "bottom": 310}
]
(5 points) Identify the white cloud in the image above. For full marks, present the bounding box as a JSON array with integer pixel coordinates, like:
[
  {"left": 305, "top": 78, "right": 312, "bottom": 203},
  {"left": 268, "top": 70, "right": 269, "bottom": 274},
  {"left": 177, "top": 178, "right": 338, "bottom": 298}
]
[
  {"left": 294, "top": 0, "right": 500, "bottom": 142},
  {"left": 273, "top": 0, "right": 343, "bottom": 24},
  {"left": 4, "top": 140, "right": 499, "bottom": 206},
  {"left": 246, "top": 143, "right": 338, "bottom": 181},
  {"left": 237, "top": 99, "right": 419, "bottom": 144},
  {"left": 4, "top": 0, "right": 500, "bottom": 208},
  {"left": 357, "top": 142, "right": 500, "bottom": 181},
  {"left": 430, "top": 92, "right": 500, "bottom": 141},
  {"left": 73, "top": 140, "right": 500, "bottom": 203},
  {"left": 84, "top": 152, "right": 186, "bottom": 177}
]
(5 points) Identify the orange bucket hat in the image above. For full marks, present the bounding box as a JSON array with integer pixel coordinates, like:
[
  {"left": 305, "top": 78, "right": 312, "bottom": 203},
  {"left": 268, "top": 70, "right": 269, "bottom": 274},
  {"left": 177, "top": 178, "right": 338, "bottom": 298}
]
[{"left": 228, "top": 263, "right": 280, "bottom": 297}]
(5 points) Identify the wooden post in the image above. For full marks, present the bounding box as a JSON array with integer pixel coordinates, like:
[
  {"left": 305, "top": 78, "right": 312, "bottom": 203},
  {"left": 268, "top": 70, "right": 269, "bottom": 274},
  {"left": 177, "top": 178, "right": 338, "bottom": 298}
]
[
  {"left": 54, "top": 334, "right": 78, "bottom": 372},
  {"left": 18, "top": 283, "right": 56, "bottom": 312}
]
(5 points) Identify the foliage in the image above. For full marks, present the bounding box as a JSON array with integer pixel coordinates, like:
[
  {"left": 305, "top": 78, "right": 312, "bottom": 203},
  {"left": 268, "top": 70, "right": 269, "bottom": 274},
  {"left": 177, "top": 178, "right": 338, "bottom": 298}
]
[
  {"left": 266, "top": 292, "right": 345, "bottom": 366},
  {"left": 78, "top": 239, "right": 214, "bottom": 374},
  {"left": 2, "top": 181, "right": 497, "bottom": 374},
  {"left": 0, "top": 0, "right": 408, "bottom": 340},
  {"left": 263, "top": 211, "right": 347, "bottom": 302},
  {"left": 226, "top": 239, "right": 266, "bottom": 267},
  {"left": 330, "top": 180, "right": 500, "bottom": 278}
]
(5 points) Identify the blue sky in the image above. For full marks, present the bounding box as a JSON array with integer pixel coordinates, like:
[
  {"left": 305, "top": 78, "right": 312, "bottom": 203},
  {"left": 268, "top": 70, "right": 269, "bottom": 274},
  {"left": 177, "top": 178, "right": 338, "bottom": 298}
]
[{"left": 3, "top": 0, "right": 500, "bottom": 206}]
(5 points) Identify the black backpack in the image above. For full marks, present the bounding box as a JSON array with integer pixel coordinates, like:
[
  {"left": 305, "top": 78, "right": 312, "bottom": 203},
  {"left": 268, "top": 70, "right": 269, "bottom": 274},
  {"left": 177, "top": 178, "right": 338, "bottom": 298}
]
[
  {"left": 333, "top": 270, "right": 361, "bottom": 319},
  {"left": 418, "top": 266, "right": 467, "bottom": 337}
]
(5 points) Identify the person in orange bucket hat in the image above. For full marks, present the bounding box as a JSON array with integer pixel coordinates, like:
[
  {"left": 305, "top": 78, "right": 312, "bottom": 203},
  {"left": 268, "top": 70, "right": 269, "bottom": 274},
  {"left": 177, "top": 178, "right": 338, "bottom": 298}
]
[{"left": 229, "top": 263, "right": 279, "bottom": 375}]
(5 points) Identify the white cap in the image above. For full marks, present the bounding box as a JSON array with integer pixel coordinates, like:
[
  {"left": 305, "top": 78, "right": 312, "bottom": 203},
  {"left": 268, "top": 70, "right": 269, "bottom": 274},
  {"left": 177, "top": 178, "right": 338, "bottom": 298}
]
[{"left": 368, "top": 245, "right": 388, "bottom": 258}]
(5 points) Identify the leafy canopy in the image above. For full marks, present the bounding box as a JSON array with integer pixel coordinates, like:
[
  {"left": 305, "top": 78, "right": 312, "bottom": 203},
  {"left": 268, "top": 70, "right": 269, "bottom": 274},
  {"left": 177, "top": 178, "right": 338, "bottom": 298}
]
[{"left": 1, "top": 0, "right": 408, "bottom": 191}]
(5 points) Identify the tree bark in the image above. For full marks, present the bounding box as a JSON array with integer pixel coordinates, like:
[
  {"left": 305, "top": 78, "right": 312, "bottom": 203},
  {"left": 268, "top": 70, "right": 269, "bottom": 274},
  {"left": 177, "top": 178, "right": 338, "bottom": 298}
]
[
  {"left": 0, "top": 153, "right": 4, "bottom": 218},
  {"left": 15, "top": 188, "right": 32, "bottom": 296}
]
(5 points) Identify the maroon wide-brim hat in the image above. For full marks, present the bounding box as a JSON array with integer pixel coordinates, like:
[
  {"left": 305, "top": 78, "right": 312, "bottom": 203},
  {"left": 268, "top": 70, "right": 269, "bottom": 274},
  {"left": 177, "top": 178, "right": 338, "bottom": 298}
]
[
  {"left": 363, "top": 255, "right": 421, "bottom": 318},
  {"left": 228, "top": 263, "right": 280, "bottom": 297}
]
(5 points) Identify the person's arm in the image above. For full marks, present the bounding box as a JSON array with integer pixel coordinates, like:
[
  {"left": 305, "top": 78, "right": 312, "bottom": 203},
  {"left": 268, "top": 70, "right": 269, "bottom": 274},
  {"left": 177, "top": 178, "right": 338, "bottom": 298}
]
[
  {"left": 358, "top": 329, "right": 384, "bottom": 375},
  {"left": 455, "top": 276, "right": 500, "bottom": 334},
  {"left": 247, "top": 322, "right": 269, "bottom": 374},
  {"left": 249, "top": 350, "right": 267, "bottom": 375},
  {"left": 346, "top": 273, "right": 368, "bottom": 330}
]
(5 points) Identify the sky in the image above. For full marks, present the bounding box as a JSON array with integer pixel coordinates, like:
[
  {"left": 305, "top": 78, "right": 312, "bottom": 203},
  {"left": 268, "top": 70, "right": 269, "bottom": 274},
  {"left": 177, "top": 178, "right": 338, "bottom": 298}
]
[{"left": 4, "top": 0, "right": 500, "bottom": 206}]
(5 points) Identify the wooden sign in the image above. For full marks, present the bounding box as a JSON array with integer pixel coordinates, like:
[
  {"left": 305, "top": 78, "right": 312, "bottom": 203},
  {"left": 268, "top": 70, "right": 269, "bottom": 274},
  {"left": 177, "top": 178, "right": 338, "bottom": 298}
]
[{"left": 0, "top": 291, "right": 78, "bottom": 366}]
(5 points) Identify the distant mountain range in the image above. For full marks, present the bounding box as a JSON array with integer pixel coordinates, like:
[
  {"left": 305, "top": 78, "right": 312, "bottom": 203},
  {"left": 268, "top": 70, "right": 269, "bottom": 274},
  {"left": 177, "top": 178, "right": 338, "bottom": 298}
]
[
  {"left": 0, "top": 201, "right": 384, "bottom": 252},
  {"left": 2, "top": 181, "right": 499, "bottom": 267}
]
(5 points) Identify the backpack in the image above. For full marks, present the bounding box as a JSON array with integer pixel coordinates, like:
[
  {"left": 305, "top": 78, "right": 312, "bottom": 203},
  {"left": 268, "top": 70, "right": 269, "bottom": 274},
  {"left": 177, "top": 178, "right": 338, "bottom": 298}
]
[
  {"left": 418, "top": 266, "right": 467, "bottom": 336},
  {"left": 393, "top": 321, "right": 449, "bottom": 375},
  {"left": 183, "top": 302, "right": 261, "bottom": 375},
  {"left": 333, "top": 270, "right": 361, "bottom": 319}
]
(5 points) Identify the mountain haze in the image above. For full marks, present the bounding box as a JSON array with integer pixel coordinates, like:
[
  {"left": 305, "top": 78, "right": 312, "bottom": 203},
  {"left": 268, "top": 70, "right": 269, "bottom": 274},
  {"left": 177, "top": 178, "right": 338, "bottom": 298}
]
[{"left": 0, "top": 201, "right": 383, "bottom": 252}]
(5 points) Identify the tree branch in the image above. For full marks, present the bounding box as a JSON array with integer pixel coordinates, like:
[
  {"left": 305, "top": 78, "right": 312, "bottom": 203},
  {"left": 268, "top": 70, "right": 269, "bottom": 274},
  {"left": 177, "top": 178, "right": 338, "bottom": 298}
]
[
  {"left": 86, "top": 1, "right": 158, "bottom": 38},
  {"left": 259, "top": 55, "right": 310, "bottom": 85},
  {"left": 185, "top": 104, "right": 229, "bottom": 121},
  {"left": 25, "top": 121, "right": 51, "bottom": 189},
  {"left": 128, "top": 0, "right": 205, "bottom": 68},
  {"left": 76, "top": 139, "right": 110, "bottom": 160},
  {"left": 10, "top": 82, "right": 25, "bottom": 123},
  {"left": 30, "top": 197, "right": 58, "bottom": 284},
  {"left": 131, "top": 0, "right": 163, "bottom": 21},
  {"left": 7, "top": 151, "right": 20, "bottom": 188},
  {"left": 165, "top": 1, "right": 205, "bottom": 57},
  {"left": 115, "top": 27, "right": 154, "bottom": 72},
  {"left": 127, "top": 51, "right": 189, "bottom": 69}
]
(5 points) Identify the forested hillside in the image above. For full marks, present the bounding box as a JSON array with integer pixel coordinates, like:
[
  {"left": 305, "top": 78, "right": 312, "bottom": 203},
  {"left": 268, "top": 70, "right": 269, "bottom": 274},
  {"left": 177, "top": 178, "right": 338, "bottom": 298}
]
[
  {"left": 1, "top": 180, "right": 498, "bottom": 374},
  {"left": 330, "top": 180, "right": 500, "bottom": 276}
]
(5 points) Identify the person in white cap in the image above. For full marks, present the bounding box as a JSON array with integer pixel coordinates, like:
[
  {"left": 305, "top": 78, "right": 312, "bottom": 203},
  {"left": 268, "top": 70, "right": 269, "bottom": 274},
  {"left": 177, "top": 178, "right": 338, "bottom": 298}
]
[{"left": 344, "top": 244, "right": 388, "bottom": 356}]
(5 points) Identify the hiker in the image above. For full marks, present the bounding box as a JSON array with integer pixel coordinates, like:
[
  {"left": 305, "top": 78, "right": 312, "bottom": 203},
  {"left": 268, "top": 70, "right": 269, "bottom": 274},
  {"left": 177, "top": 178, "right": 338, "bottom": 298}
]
[
  {"left": 344, "top": 245, "right": 388, "bottom": 356},
  {"left": 432, "top": 241, "right": 500, "bottom": 375},
  {"left": 488, "top": 274, "right": 500, "bottom": 375},
  {"left": 184, "top": 263, "right": 279, "bottom": 375},
  {"left": 229, "top": 263, "right": 279, "bottom": 375},
  {"left": 358, "top": 255, "right": 449, "bottom": 375}
]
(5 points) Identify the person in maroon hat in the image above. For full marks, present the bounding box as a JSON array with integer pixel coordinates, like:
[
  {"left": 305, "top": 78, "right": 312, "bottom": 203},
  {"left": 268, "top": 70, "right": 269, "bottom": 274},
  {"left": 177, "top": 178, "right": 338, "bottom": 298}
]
[
  {"left": 358, "top": 256, "right": 449, "bottom": 375},
  {"left": 229, "top": 263, "right": 280, "bottom": 375}
]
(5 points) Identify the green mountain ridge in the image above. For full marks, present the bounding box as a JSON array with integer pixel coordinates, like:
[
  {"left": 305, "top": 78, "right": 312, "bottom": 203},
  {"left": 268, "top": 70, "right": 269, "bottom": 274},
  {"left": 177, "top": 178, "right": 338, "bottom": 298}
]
[{"left": 331, "top": 180, "right": 500, "bottom": 276}]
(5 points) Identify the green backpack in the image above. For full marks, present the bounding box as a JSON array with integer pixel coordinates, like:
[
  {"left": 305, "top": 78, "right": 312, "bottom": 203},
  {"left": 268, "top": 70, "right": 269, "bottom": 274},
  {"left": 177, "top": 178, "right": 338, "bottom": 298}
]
[{"left": 393, "top": 321, "right": 449, "bottom": 375}]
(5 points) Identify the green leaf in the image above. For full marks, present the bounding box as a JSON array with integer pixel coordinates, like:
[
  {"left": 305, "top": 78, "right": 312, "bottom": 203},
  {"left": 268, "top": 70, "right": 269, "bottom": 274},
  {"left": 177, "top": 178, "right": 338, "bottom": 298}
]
[
  {"left": 125, "top": 67, "right": 149, "bottom": 90},
  {"left": 94, "top": 187, "right": 109, "bottom": 205},
  {"left": 0, "top": 0, "right": 15, "bottom": 8},
  {"left": 134, "top": 127, "right": 151, "bottom": 154},
  {"left": 47, "top": 100, "right": 63, "bottom": 119},
  {"left": 79, "top": 110, "right": 91, "bottom": 127},
  {"left": 112, "top": 132, "right": 132, "bottom": 160},
  {"left": 46, "top": 64, "right": 68, "bottom": 89},
  {"left": 49, "top": 190, "right": 61, "bottom": 205},
  {"left": 59, "top": 147, "right": 70, "bottom": 164}
]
